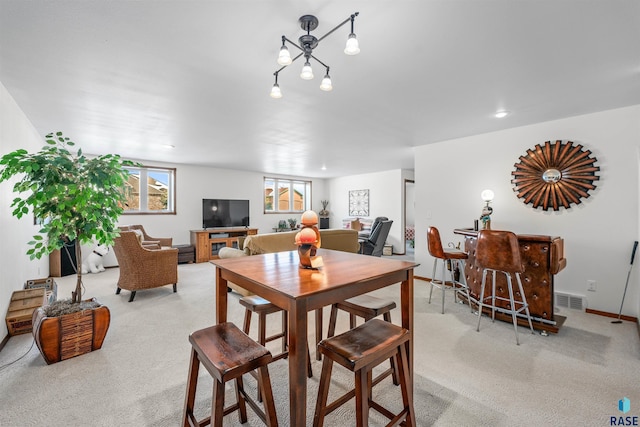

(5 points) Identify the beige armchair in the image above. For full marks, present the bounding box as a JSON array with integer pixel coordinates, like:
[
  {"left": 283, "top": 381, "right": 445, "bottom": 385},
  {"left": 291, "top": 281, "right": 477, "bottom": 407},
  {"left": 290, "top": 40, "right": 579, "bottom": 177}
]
[
  {"left": 119, "top": 224, "right": 173, "bottom": 248},
  {"left": 113, "top": 231, "right": 178, "bottom": 302}
]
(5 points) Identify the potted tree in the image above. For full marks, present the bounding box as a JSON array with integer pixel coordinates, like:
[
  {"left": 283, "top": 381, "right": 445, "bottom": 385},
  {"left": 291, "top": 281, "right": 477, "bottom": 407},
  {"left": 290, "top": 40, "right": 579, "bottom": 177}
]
[{"left": 0, "top": 131, "right": 136, "bottom": 364}]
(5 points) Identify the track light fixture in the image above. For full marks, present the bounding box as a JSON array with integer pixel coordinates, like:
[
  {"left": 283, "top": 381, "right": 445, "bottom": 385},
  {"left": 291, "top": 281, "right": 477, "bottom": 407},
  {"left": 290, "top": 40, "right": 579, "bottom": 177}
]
[{"left": 270, "top": 12, "right": 359, "bottom": 98}]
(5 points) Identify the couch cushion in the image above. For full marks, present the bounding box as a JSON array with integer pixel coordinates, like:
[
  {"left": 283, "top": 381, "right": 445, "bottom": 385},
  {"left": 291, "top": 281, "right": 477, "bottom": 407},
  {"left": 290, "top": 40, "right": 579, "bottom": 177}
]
[{"left": 242, "top": 229, "right": 360, "bottom": 256}]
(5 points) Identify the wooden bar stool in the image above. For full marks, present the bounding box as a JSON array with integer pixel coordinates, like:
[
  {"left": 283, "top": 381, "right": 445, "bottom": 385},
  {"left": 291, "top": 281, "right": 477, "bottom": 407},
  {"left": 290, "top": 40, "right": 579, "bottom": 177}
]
[
  {"left": 182, "top": 322, "right": 278, "bottom": 427},
  {"left": 313, "top": 318, "right": 414, "bottom": 427},
  {"left": 240, "top": 295, "right": 313, "bottom": 382},
  {"left": 427, "top": 226, "right": 474, "bottom": 314},
  {"left": 475, "top": 229, "right": 535, "bottom": 345},
  {"left": 324, "top": 294, "right": 399, "bottom": 386}
]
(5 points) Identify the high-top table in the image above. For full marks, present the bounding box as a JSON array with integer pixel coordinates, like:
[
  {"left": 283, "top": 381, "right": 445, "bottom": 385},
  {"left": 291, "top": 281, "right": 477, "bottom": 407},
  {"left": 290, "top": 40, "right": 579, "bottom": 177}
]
[{"left": 212, "top": 249, "right": 417, "bottom": 426}]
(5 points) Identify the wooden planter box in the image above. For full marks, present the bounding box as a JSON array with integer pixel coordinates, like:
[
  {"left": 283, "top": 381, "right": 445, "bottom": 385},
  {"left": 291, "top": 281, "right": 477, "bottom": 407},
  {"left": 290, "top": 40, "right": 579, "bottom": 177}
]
[
  {"left": 24, "top": 277, "right": 58, "bottom": 304},
  {"left": 6, "top": 288, "right": 47, "bottom": 336},
  {"left": 32, "top": 299, "right": 110, "bottom": 364}
]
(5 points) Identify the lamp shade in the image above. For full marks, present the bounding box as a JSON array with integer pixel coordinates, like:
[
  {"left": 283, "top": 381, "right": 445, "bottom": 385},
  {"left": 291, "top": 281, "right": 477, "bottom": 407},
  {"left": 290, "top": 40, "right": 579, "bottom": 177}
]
[
  {"left": 344, "top": 34, "right": 360, "bottom": 55},
  {"left": 320, "top": 74, "right": 333, "bottom": 91},
  {"left": 270, "top": 84, "right": 282, "bottom": 99},
  {"left": 481, "top": 189, "right": 494, "bottom": 202},
  {"left": 277, "top": 45, "right": 292, "bottom": 66},
  {"left": 300, "top": 61, "right": 314, "bottom": 80}
]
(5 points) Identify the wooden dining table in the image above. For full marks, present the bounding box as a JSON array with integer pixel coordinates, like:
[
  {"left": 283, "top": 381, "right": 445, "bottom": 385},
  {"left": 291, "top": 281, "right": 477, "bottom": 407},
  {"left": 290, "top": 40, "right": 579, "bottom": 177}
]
[{"left": 211, "top": 248, "right": 418, "bottom": 427}]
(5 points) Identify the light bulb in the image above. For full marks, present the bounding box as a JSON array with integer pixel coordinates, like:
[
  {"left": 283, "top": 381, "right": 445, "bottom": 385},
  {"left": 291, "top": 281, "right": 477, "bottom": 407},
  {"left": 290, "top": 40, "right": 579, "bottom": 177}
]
[
  {"left": 270, "top": 84, "right": 282, "bottom": 99},
  {"left": 320, "top": 74, "right": 332, "bottom": 91},
  {"left": 300, "top": 61, "right": 314, "bottom": 80},
  {"left": 277, "top": 45, "right": 292, "bottom": 66},
  {"left": 344, "top": 34, "right": 360, "bottom": 55},
  {"left": 495, "top": 110, "right": 509, "bottom": 118}
]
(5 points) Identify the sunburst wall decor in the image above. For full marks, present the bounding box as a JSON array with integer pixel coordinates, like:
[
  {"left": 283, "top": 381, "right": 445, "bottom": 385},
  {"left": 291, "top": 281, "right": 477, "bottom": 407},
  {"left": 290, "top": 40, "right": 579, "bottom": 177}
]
[{"left": 511, "top": 140, "right": 600, "bottom": 211}]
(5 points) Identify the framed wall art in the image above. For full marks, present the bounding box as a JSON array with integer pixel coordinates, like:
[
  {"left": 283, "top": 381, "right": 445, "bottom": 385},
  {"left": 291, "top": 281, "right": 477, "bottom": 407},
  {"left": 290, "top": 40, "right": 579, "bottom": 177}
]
[{"left": 349, "top": 189, "right": 369, "bottom": 216}]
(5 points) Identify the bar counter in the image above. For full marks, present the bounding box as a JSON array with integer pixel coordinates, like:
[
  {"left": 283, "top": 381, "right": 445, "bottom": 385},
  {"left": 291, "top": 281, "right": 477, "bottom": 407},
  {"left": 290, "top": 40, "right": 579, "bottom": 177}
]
[{"left": 454, "top": 228, "right": 567, "bottom": 334}]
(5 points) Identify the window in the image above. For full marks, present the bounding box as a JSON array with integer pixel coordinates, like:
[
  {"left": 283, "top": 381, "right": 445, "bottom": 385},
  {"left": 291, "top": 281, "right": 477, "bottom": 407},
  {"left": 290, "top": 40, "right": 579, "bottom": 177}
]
[
  {"left": 264, "top": 177, "right": 311, "bottom": 213},
  {"left": 122, "top": 166, "right": 176, "bottom": 214}
]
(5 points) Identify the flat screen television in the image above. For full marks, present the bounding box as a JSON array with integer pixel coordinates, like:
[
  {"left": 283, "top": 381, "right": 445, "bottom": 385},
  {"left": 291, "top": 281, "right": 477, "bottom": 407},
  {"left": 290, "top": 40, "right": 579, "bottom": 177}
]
[{"left": 202, "top": 199, "right": 250, "bottom": 228}]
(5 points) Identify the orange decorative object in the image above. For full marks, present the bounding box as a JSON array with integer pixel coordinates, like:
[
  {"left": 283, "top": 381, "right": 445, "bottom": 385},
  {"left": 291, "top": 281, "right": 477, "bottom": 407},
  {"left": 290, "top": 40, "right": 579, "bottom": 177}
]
[
  {"left": 301, "top": 210, "right": 319, "bottom": 226},
  {"left": 299, "top": 227, "right": 317, "bottom": 244},
  {"left": 297, "top": 210, "right": 323, "bottom": 269}
]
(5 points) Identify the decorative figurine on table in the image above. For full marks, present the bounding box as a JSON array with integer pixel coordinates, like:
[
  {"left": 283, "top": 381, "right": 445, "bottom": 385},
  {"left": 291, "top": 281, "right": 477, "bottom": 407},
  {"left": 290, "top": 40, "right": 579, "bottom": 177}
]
[
  {"left": 295, "top": 210, "right": 323, "bottom": 269},
  {"left": 480, "top": 189, "right": 494, "bottom": 230}
]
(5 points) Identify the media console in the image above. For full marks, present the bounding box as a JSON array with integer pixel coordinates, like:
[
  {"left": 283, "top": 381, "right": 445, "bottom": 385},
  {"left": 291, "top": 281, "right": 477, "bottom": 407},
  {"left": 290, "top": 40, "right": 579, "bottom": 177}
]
[{"left": 190, "top": 227, "right": 258, "bottom": 263}]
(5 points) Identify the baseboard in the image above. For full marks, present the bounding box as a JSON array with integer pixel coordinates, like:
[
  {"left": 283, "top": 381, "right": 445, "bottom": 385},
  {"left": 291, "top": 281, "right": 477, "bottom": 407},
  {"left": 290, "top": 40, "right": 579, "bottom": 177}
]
[
  {"left": 585, "top": 308, "right": 638, "bottom": 323},
  {"left": 0, "top": 333, "right": 10, "bottom": 353}
]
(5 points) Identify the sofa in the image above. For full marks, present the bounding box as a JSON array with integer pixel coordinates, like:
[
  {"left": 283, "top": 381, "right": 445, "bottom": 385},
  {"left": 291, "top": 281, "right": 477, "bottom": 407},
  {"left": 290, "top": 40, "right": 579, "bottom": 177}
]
[{"left": 218, "top": 228, "right": 360, "bottom": 295}]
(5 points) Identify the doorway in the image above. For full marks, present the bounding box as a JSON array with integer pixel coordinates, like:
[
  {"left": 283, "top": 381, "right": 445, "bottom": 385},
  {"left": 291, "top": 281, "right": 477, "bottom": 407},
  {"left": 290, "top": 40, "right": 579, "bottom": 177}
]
[{"left": 404, "top": 179, "right": 415, "bottom": 257}]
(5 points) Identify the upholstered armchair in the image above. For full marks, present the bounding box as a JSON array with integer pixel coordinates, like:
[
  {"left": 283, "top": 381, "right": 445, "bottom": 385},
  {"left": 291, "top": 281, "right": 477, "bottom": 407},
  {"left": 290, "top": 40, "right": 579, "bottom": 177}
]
[
  {"left": 361, "top": 220, "right": 393, "bottom": 257},
  {"left": 112, "top": 231, "right": 179, "bottom": 302},
  {"left": 118, "top": 224, "right": 172, "bottom": 248}
]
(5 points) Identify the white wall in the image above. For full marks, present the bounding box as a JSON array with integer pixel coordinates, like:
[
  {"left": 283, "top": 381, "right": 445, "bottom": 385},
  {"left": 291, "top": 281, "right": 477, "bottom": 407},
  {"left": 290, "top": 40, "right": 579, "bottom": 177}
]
[
  {"left": 0, "top": 82, "right": 49, "bottom": 338},
  {"left": 415, "top": 105, "right": 640, "bottom": 317},
  {"left": 327, "top": 169, "right": 414, "bottom": 254},
  {"left": 93, "top": 162, "right": 328, "bottom": 267},
  {"left": 118, "top": 161, "right": 327, "bottom": 244}
]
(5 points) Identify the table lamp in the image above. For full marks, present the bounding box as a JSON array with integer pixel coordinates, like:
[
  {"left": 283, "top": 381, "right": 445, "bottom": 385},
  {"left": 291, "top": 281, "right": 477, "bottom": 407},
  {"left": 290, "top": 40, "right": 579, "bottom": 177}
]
[{"left": 480, "top": 189, "right": 494, "bottom": 229}]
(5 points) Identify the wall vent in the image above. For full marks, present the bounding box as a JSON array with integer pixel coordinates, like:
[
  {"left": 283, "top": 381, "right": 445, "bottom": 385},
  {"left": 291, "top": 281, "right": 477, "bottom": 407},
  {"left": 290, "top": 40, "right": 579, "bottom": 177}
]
[{"left": 555, "top": 292, "right": 585, "bottom": 311}]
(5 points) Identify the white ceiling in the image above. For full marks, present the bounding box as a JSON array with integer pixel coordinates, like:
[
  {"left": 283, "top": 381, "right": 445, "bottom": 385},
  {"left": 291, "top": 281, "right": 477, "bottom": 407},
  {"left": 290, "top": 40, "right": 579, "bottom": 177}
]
[{"left": 1, "top": 1, "right": 639, "bottom": 178}]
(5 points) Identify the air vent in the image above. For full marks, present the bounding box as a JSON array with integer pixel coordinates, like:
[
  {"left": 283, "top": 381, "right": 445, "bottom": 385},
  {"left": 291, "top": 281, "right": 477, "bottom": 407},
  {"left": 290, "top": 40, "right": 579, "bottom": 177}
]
[{"left": 555, "top": 292, "right": 585, "bottom": 311}]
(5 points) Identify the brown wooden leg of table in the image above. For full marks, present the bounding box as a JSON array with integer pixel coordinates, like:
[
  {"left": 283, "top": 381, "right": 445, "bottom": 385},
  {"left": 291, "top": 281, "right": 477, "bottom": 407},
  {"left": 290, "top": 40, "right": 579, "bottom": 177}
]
[
  {"left": 288, "top": 300, "right": 308, "bottom": 426},
  {"left": 215, "top": 268, "right": 228, "bottom": 324},
  {"left": 315, "top": 308, "right": 323, "bottom": 360},
  {"left": 400, "top": 270, "right": 415, "bottom": 427}
]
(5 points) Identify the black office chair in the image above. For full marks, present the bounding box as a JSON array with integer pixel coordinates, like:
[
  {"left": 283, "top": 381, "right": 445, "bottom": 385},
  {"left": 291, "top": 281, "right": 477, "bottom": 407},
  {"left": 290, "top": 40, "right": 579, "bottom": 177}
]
[{"left": 361, "top": 220, "right": 393, "bottom": 257}]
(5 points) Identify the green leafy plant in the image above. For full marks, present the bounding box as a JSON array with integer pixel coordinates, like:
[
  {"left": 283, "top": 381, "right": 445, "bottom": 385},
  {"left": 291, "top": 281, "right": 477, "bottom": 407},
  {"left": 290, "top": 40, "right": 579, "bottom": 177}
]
[
  {"left": 288, "top": 218, "right": 297, "bottom": 229},
  {"left": 0, "top": 132, "right": 137, "bottom": 305}
]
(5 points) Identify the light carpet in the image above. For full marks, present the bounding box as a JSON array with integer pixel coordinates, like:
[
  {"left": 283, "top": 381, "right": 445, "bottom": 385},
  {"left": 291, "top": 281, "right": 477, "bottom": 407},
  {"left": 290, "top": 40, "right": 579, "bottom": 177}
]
[{"left": 1, "top": 261, "right": 639, "bottom": 426}]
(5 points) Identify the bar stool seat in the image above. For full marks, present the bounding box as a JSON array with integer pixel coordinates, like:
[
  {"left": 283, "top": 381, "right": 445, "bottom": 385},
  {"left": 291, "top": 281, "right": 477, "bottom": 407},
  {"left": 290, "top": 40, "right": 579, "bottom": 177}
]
[
  {"left": 313, "top": 319, "right": 414, "bottom": 427},
  {"left": 182, "top": 322, "right": 278, "bottom": 427},
  {"left": 427, "top": 226, "right": 474, "bottom": 314},
  {"left": 475, "top": 229, "right": 535, "bottom": 345},
  {"left": 240, "top": 295, "right": 313, "bottom": 379},
  {"left": 324, "top": 294, "right": 399, "bottom": 386}
]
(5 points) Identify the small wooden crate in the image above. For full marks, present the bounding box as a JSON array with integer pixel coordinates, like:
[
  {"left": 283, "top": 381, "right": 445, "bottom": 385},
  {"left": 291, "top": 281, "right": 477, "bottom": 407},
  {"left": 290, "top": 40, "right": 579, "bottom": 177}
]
[
  {"left": 24, "top": 277, "right": 57, "bottom": 304},
  {"left": 6, "top": 288, "right": 47, "bottom": 336}
]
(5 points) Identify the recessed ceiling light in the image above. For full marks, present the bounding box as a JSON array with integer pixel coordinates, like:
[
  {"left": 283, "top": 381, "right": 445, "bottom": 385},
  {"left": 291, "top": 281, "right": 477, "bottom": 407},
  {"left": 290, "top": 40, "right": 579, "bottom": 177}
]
[
  {"left": 321, "top": 165, "right": 327, "bottom": 171},
  {"left": 495, "top": 110, "right": 510, "bottom": 118},
  {"left": 162, "top": 144, "right": 175, "bottom": 149}
]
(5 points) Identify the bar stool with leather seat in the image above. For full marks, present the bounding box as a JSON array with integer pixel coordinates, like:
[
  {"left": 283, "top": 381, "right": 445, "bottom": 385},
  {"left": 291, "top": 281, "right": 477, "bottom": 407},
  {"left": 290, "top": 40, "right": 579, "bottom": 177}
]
[
  {"left": 182, "top": 322, "right": 278, "bottom": 427},
  {"left": 475, "top": 229, "right": 535, "bottom": 345},
  {"left": 322, "top": 294, "right": 399, "bottom": 386},
  {"left": 427, "top": 226, "right": 473, "bottom": 314},
  {"left": 313, "top": 318, "right": 414, "bottom": 427},
  {"left": 240, "top": 295, "right": 313, "bottom": 389}
]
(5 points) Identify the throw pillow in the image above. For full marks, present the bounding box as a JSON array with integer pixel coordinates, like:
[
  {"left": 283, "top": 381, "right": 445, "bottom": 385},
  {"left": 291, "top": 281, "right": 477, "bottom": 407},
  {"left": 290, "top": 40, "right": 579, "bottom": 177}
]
[{"left": 350, "top": 219, "right": 362, "bottom": 231}]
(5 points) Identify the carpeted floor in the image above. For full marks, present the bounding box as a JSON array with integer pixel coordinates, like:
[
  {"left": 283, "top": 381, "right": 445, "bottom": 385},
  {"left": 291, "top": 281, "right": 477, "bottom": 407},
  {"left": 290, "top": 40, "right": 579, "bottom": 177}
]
[{"left": 1, "top": 261, "right": 639, "bottom": 426}]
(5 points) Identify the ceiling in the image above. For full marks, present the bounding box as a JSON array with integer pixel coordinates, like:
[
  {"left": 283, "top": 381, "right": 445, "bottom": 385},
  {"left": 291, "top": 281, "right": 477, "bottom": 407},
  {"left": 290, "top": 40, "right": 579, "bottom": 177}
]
[{"left": 1, "top": 1, "right": 639, "bottom": 178}]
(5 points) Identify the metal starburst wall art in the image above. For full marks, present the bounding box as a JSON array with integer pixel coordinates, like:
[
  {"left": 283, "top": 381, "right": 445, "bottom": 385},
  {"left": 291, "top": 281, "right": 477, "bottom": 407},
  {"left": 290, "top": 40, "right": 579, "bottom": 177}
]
[{"left": 511, "top": 140, "right": 600, "bottom": 211}]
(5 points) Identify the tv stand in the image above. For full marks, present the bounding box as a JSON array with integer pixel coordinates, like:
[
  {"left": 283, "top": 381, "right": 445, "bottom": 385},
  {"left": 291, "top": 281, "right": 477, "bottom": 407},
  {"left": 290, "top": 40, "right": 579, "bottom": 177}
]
[{"left": 190, "top": 227, "right": 258, "bottom": 263}]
